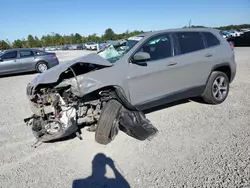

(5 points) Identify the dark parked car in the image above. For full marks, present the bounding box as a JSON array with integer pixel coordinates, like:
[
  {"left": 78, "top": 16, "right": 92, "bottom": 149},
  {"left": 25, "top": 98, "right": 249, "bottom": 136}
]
[
  {"left": 62, "top": 45, "right": 69, "bottom": 50},
  {"left": 76, "top": 44, "right": 84, "bottom": 50},
  {"left": 68, "top": 44, "right": 77, "bottom": 50},
  {"left": 227, "top": 31, "right": 250, "bottom": 46},
  {"left": 0, "top": 48, "right": 59, "bottom": 75}
]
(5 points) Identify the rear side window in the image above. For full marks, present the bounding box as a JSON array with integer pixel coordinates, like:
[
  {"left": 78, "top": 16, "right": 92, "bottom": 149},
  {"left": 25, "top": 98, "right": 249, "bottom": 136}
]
[
  {"left": 34, "top": 51, "right": 46, "bottom": 55},
  {"left": 243, "top": 32, "right": 250, "bottom": 38},
  {"left": 20, "top": 50, "right": 34, "bottom": 58},
  {"left": 203, "top": 32, "right": 220, "bottom": 47},
  {"left": 175, "top": 32, "right": 205, "bottom": 54},
  {"left": 1, "top": 51, "right": 17, "bottom": 60}
]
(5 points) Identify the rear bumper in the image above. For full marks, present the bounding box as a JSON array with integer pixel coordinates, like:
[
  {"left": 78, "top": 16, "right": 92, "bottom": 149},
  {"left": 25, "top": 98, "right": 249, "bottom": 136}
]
[
  {"left": 49, "top": 59, "right": 59, "bottom": 68},
  {"left": 230, "top": 64, "right": 236, "bottom": 83}
]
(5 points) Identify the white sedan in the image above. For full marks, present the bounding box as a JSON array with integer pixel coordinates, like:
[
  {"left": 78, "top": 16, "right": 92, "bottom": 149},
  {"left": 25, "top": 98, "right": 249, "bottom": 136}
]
[{"left": 85, "top": 42, "right": 97, "bottom": 50}]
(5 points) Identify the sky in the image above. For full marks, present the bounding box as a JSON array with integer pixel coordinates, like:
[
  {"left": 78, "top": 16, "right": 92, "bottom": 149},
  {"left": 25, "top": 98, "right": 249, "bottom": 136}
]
[{"left": 1, "top": 0, "right": 250, "bottom": 42}]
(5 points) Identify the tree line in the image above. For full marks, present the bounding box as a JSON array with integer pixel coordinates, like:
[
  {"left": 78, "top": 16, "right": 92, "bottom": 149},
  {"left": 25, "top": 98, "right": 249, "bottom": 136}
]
[
  {"left": 183, "top": 24, "right": 250, "bottom": 30},
  {"left": 0, "top": 28, "right": 144, "bottom": 50},
  {"left": 0, "top": 24, "right": 249, "bottom": 50}
]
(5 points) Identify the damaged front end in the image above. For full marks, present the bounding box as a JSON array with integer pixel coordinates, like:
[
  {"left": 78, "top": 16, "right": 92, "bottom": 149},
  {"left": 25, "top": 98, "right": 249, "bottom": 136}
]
[{"left": 24, "top": 53, "right": 158, "bottom": 145}]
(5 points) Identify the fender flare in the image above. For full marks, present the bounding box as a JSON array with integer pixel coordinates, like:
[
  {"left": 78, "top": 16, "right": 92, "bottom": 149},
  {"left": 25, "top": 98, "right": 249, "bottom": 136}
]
[
  {"left": 205, "top": 63, "right": 232, "bottom": 86},
  {"left": 98, "top": 85, "right": 137, "bottom": 111}
]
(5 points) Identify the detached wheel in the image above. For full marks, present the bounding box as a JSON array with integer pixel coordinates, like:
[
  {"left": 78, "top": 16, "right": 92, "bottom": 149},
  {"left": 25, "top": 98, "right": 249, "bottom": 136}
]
[
  {"left": 202, "top": 71, "right": 229, "bottom": 104},
  {"left": 95, "top": 99, "right": 122, "bottom": 145},
  {"left": 36, "top": 61, "right": 48, "bottom": 73}
]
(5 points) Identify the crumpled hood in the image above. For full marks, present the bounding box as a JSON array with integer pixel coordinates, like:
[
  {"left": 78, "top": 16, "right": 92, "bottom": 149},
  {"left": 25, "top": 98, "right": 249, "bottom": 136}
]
[{"left": 30, "top": 53, "right": 113, "bottom": 87}]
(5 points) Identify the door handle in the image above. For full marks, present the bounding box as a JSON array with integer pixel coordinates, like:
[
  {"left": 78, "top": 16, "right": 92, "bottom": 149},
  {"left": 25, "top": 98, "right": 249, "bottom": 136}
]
[
  {"left": 167, "top": 62, "right": 177, "bottom": 66},
  {"left": 205, "top": 53, "right": 213, "bottom": 57}
]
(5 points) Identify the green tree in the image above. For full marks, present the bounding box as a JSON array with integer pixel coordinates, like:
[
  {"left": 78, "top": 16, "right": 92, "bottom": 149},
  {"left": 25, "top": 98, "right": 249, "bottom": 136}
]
[
  {"left": 103, "top": 28, "right": 116, "bottom": 40},
  {"left": 0, "top": 40, "right": 11, "bottom": 50},
  {"left": 72, "top": 33, "right": 82, "bottom": 44},
  {"left": 27, "top": 35, "right": 36, "bottom": 47},
  {"left": 216, "top": 24, "right": 250, "bottom": 30},
  {"left": 4, "top": 23, "right": 248, "bottom": 48},
  {"left": 82, "top": 36, "right": 88, "bottom": 43},
  {"left": 13, "top": 39, "right": 24, "bottom": 48},
  {"left": 42, "top": 35, "right": 53, "bottom": 46},
  {"left": 87, "top": 33, "right": 101, "bottom": 42},
  {"left": 34, "top": 36, "right": 42, "bottom": 47},
  {"left": 183, "top": 25, "right": 207, "bottom": 28},
  {"left": 63, "top": 35, "right": 72, "bottom": 44}
]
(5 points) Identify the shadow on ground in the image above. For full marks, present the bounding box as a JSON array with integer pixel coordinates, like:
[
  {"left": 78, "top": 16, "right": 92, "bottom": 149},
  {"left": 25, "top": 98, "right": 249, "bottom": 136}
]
[
  {"left": 143, "top": 97, "right": 206, "bottom": 114},
  {"left": 143, "top": 99, "right": 190, "bottom": 114},
  {"left": 72, "top": 153, "right": 130, "bottom": 188},
  {"left": 46, "top": 98, "right": 204, "bottom": 143},
  {"left": 0, "top": 71, "right": 36, "bottom": 78}
]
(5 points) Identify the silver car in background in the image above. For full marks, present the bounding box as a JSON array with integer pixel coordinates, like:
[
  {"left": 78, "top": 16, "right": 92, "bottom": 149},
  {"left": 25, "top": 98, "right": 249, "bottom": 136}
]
[{"left": 0, "top": 48, "right": 59, "bottom": 75}]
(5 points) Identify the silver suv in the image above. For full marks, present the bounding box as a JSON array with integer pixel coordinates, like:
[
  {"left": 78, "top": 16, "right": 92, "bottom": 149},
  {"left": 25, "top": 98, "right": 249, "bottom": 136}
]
[{"left": 25, "top": 28, "right": 236, "bottom": 145}]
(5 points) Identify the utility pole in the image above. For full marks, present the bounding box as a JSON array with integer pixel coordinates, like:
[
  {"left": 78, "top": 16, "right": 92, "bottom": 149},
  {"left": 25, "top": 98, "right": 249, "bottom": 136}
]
[{"left": 189, "top": 19, "right": 192, "bottom": 27}]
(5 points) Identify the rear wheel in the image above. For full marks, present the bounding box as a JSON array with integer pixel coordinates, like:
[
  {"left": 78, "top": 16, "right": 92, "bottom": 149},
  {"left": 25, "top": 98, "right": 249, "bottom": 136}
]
[
  {"left": 36, "top": 61, "right": 48, "bottom": 73},
  {"left": 95, "top": 99, "right": 122, "bottom": 145},
  {"left": 202, "top": 71, "right": 229, "bottom": 104}
]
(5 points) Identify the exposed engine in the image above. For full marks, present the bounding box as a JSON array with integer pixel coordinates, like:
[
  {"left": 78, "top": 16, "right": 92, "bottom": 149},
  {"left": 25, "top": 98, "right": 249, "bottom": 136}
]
[{"left": 26, "top": 86, "right": 106, "bottom": 142}]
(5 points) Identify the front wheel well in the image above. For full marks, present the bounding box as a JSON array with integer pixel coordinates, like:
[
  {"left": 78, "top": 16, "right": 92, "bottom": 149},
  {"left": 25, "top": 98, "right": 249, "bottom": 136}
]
[
  {"left": 213, "top": 65, "right": 231, "bottom": 81},
  {"left": 82, "top": 85, "right": 128, "bottom": 103},
  {"left": 87, "top": 85, "right": 135, "bottom": 111}
]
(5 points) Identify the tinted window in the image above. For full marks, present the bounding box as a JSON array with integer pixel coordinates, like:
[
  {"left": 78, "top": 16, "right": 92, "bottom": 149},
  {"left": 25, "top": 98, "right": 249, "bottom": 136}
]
[
  {"left": 20, "top": 50, "right": 34, "bottom": 58},
  {"left": 203, "top": 32, "right": 220, "bottom": 47},
  {"left": 175, "top": 32, "right": 205, "bottom": 54},
  {"left": 138, "top": 34, "right": 172, "bottom": 61},
  {"left": 243, "top": 32, "right": 250, "bottom": 37},
  {"left": 34, "top": 50, "right": 46, "bottom": 56},
  {"left": 1, "top": 51, "right": 17, "bottom": 60}
]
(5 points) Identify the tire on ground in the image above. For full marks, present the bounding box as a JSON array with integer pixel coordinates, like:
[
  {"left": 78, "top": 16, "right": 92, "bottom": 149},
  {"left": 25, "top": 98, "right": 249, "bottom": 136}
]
[
  {"left": 202, "top": 71, "right": 229, "bottom": 104},
  {"left": 36, "top": 61, "right": 48, "bottom": 73},
  {"left": 95, "top": 99, "right": 122, "bottom": 145}
]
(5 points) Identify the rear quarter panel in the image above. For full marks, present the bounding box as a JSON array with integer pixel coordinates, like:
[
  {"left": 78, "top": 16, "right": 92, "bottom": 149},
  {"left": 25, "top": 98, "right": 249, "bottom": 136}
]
[
  {"left": 37, "top": 54, "right": 59, "bottom": 68},
  {"left": 212, "top": 31, "right": 236, "bottom": 79}
]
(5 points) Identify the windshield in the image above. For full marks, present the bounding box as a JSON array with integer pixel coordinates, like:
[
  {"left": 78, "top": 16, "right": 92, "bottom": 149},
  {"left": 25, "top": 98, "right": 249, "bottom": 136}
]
[{"left": 98, "top": 36, "right": 143, "bottom": 63}]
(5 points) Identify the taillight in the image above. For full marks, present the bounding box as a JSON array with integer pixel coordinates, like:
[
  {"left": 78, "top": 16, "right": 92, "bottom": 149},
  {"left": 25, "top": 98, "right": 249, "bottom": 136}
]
[{"left": 52, "top": 55, "right": 57, "bottom": 59}]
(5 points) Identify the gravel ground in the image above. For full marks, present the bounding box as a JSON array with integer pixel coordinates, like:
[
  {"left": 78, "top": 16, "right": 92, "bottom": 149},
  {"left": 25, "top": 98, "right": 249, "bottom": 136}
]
[{"left": 0, "top": 48, "right": 249, "bottom": 188}]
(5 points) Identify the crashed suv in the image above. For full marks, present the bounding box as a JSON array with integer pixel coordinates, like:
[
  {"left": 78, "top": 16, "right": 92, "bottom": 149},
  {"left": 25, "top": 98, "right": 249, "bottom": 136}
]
[{"left": 25, "top": 28, "right": 236, "bottom": 145}]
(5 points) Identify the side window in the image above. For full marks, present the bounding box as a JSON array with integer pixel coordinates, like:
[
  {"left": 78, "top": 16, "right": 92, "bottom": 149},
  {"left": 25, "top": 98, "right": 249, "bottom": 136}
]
[
  {"left": 175, "top": 32, "right": 205, "bottom": 54},
  {"left": 203, "top": 32, "right": 220, "bottom": 47},
  {"left": 1, "top": 51, "right": 17, "bottom": 60},
  {"left": 244, "top": 32, "right": 250, "bottom": 38},
  {"left": 137, "top": 34, "right": 173, "bottom": 61},
  {"left": 34, "top": 51, "right": 46, "bottom": 56},
  {"left": 19, "top": 50, "right": 34, "bottom": 58}
]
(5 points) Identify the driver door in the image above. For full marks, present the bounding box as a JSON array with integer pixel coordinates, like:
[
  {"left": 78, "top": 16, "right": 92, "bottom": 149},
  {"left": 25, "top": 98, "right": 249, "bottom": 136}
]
[{"left": 127, "top": 33, "right": 178, "bottom": 107}]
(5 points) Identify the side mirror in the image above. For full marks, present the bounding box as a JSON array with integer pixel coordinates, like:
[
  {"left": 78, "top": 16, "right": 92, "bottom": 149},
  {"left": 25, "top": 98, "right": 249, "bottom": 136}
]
[{"left": 132, "top": 52, "right": 150, "bottom": 63}]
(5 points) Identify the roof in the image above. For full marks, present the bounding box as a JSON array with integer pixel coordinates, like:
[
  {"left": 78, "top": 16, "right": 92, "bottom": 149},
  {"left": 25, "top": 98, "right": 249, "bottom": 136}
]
[
  {"left": 136, "top": 27, "right": 220, "bottom": 38},
  {"left": 4, "top": 48, "right": 41, "bottom": 52}
]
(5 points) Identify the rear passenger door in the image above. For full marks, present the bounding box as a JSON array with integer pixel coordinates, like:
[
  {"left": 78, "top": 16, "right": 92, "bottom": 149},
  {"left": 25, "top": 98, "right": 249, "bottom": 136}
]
[
  {"left": 16, "top": 50, "right": 35, "bottom": 71},
  {"left": 172, "top": 31, "right": 214, "bottom": 90}
]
